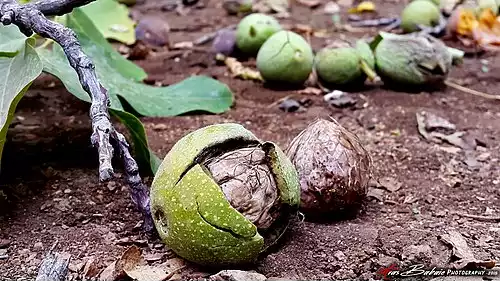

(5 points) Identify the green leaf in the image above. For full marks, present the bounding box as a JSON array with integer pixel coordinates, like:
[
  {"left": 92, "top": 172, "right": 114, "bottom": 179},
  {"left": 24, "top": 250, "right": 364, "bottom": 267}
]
[
  {"left": 80, "top": 0, "right": 136, "bottom": 45},
  {"left": 67, "top": 9, "right": 146, "bottom": 81},
  {"left": 0, "top": 26, "right": 43, "bottom": 167},
  {"left": 39, "top": 46, "right": 234, "bottom": 116},
  {"left": 61, "top": 9, "right": 234, "bottom": 115},
  {"left": 37, "top": 8, "right": 233, "bottom": 173},
  {"left": 0, "top": 25, "right": 32, "bottom": 56},
  {"left": 111, "top": 110, "right": 162, "bottom": 174}
]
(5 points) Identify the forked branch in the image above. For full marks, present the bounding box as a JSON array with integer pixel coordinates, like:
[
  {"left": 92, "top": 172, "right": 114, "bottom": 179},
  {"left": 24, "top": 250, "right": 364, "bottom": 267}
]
[{"left": 0, "top": 0, "right": 153, "bottom": 232}]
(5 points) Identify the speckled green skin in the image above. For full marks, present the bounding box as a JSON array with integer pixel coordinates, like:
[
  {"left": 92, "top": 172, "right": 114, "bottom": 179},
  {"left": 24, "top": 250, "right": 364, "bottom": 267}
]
[
  {"left": 256, "top": 31, "right": 314, "bottom": 85},
  {"left": 314, "top": 47, "right": 364, "bottom": 86},
  {"left": 236, "top": 13, "right": 282, "bottom": 55},
  {"left": 401, "top": 0, "right": 440, "bottom": 33},
  {"left": 374, "top": 34, "right": 452, "bottom": 85},
  {"left": 150, "top": 123, "right": 300, "bottom": 266}
]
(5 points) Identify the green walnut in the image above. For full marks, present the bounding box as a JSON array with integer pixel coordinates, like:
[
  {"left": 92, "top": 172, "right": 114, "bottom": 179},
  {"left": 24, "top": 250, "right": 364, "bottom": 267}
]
[
  {"left": 401, "top": 0, "right": 441, "bottom": 33},
  {"left": 236, "top": 13, "right": 282, "bottom": 55},
  {"left": 355, "top": 40, "right": 375, "bottom": 69},
  {"left": 314, "top": 40, "right": 375, "bottom": 86},
  {"left": 150, "top": 123, "right": 300, "bottom": 266},
  {"left": 256, "top": 30, "right": 314, "bottom": 85},
  {"left": 373, "top": 32, "right": 452, "bottom": 86}
]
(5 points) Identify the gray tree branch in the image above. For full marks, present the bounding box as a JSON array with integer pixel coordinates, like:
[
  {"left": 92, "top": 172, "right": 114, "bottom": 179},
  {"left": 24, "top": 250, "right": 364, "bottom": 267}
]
[{"left": 0, "top": 0, "right": 153, "bottom": 233}]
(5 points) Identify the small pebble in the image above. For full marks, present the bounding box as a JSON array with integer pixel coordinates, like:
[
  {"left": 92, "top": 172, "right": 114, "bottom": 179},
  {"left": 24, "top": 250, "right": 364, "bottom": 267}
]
[
  {"left": 0, "top": 239, "right": 11, "bottom": 248},
  {"left": 33, "top": 242, "right": 43, "bottom": 250}
]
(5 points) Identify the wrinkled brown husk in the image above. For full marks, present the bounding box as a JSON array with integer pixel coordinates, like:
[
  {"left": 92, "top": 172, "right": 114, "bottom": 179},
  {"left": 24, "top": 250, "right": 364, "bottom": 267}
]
[
  {"left": 205, "top": 146, "right": 281, "bottom": 229},
  {"left": 286, "top": 118, "right": 372, "bottom": 215}
]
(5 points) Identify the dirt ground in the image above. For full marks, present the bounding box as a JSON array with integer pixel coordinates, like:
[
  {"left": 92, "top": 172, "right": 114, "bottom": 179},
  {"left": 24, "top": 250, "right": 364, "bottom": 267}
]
[{"left": 1, "top": 0, "right": 500, "bottom": 280}]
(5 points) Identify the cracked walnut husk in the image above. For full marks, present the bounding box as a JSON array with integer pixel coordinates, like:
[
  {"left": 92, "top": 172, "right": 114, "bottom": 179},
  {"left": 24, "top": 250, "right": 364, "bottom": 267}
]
[{"left": 150, "top": 123, "right": 300, "bottom": 266}]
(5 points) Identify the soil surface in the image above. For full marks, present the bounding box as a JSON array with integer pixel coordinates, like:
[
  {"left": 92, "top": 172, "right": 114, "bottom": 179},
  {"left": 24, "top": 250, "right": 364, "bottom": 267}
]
[{"left": 1, "top": 0, "right": 500, "bottom": 280}]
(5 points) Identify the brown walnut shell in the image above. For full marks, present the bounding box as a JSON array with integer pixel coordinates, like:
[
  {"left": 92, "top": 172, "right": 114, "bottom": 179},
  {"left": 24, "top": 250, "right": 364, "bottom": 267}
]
[{"left": 286, "top": 118, "right": 372, "bottom": 216}]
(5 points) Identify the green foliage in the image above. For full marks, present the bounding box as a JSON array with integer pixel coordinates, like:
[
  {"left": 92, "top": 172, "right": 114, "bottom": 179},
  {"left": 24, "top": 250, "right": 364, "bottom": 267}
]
[
  {"left": 0, "top": 26, "right": 43, "bottom": 167},
  {"left": 80, "top": 0, "right": 137, "bottom": 45},
  {"left": 0, "top": 7, "right": 234, "bottom": 174}
]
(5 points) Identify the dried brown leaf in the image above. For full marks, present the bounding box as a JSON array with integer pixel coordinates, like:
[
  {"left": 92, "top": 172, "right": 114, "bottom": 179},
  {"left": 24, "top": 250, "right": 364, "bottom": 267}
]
[
  {"left": 124, "top": 265, "right": 169, "bottom": 281},
  {"left": 99, "top": 261, "right": 117, "bottom": 281},
  {"left": 378, "top": 177, "right": 402, "bottom": 192},
  {"left": 115, "top": 246, "right": 143, "bottom": 277},
  {"left": 225, "top": 57, "right": 263, "bottom": 81},
  {"left": 439, "top": 230, "right": 495, "bottom": 269},
  {"left": 296, "top": 0, "right": 321, "bottom": 8},
  {"left": 297, "top": 87, "right": 322, "bottom": 95}
]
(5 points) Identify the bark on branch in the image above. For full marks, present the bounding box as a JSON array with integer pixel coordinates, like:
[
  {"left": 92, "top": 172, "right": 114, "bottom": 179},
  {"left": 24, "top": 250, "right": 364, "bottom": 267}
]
[{"left": 0, "top": 0, "right": 153, "bottom": 232}]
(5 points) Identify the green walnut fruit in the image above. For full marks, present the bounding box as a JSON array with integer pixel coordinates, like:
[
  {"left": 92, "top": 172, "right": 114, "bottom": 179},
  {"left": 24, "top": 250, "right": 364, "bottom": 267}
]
[
  {"left": 373, "top": 33, "right": 453, "bottom": 86},
  {"left": 256, "top": 30, "right": 314, "bottom": 85},
  {"left": 150, "top": 123, "right": 300, "bottom": 266},
  {"left": 236, "top": 13, "right": 282, "bottom": 55},
  {"left": 314, "top": 40, "right": 375, "bottom": 86},
  {"left": 355, "top": 40, "right": 375, "bottom": 69},
  {"left": 401, "top": 0, "right": 441, "bottom": 33}
]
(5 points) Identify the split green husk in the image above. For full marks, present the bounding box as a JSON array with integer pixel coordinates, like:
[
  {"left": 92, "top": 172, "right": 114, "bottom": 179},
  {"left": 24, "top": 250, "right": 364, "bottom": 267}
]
[{"left": 150, "top": 123, "right": 300, "bottom": 266}]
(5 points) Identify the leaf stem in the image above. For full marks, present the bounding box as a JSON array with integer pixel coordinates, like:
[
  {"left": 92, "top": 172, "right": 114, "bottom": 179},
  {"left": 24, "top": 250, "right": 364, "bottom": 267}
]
[
  {"left": 445, "top": 80, "right": 500, "bottom": 100},
  {"left": 37, "top": 38, "right": 54, "bottom": 49},
  {"left": 360, "top": 59, "right": 380, "bottom": 82}
]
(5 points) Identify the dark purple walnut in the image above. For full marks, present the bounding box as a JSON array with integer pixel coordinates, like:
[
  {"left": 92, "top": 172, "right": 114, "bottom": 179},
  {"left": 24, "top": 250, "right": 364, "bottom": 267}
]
[
  {"left": 285, "top": 118, "right": 372, "bottom": 216},
  {"left": 135, "top": 15, "right": 170, "bottom": 47},
  {"left": 212, "top": 28, "right": 237, "bottom": 56}
]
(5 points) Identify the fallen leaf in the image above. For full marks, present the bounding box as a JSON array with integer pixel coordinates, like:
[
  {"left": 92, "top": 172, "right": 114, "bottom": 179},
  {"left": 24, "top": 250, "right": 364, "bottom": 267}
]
[
  {"left": 209, "top": 270, "right": 267, "bottom": 281},
  {"left": 225, "top": 57, "right": 263, "bottom": 81},
  {"left": 267, "top": 0, "right": 289, "bottom": 13},
  {"left": 473, "top": 9, "right": 500, "bottom": 50},
  {"left": 99, "top": 261, "right": 117, "bottom": 281},
  {"left": 173, "top": 41, "right": 194, "bottom": 49},
  {"left": 418, "top": 111, "right": 456, "bottom": 133},
  {"left": 323, "top": 1, "right": 340, "bottom": 14},
  {"left": 125, "top": 265, "right": 169, "bottom": 281},
  {"left": 253, "top": 0, "right": 289, "bottom": 14},
  {"left": 348, "top": 1, "right": 376, "bottom": 14},
  {"left": 367, "top": 188, "right": 384, "bottom": 201},
  {"left": 337, "top": 0, "right": 353, "bottom": 7},
  {"left": 144, "top": 253, "right": 165, "bottom": 262},
  {"left": 296, "top": 0, "right": 321, "bottom": 8},
  {"left": 297, "top": 87, "right": 322, "bottom": 95},
  {"left": 432, "top": 131, "right": 473, "bottom": 150},
  {"left": 403, "top": 195, "right": 418, "bottom": 204},
  {"left": 378, "top": 177, "right": 402, "bottom": 192},
  {"left": 115, "top": 246, "right": 143, "bottom": 277},
  {"left": 439, "top": 230, "right": 496, "bottom": 269},
  {"left": 82, "top": 257, "right": 100, "bottom": 278},
  {"left": 324, "top": 90, "right": 356, "bottom": 108}
]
